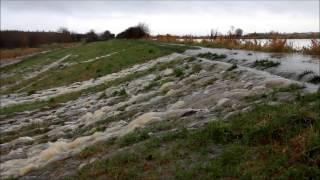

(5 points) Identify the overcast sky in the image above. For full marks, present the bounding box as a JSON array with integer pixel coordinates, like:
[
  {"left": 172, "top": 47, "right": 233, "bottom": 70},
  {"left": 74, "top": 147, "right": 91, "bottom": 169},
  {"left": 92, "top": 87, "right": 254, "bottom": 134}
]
[{"left": 1, "top": 0, "right": 319, "bottom": 35}]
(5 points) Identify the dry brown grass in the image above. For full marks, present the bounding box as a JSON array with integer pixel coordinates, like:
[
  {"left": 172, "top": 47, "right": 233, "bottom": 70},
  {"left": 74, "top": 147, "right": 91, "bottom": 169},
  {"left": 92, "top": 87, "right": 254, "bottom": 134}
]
[
  {"left": 152, "top": 36, "right": 319, "bottom": 55},
  {"left": 0, "top": 43, "right": 79, "bottom": 65},
  {"left": 203, "top": 38, "right": 293, "bottom": 53},
  {"left": 303, "top": 39, "right": 320, "bottom": 55},
  {"left": 0, "top": 48, "right": 41, "bottom": 60}
]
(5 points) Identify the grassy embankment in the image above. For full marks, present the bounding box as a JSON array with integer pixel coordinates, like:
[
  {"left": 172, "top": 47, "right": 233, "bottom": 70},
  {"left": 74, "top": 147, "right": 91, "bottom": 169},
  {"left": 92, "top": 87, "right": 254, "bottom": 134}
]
[
  {"left": 68, "top": 91, "right": 320, "bottom": 179},
  {"left": 0, "top": 40, "right": 192, "bottom": 116}
]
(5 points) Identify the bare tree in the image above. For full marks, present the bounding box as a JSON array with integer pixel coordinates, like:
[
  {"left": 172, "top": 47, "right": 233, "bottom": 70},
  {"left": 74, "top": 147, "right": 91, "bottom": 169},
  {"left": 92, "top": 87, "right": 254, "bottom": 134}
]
[
  {"left": 137, "top": 22, "right": 150, "bottom": 35},
  {"left": 210, "top": 29, "right": 218, "bottom": 42}
]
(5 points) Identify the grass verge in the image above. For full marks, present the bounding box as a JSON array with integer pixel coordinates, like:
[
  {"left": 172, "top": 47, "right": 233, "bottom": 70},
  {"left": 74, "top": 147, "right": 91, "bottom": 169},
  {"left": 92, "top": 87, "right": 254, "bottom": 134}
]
[{"left": 71, "top": 92, "right": 320, "bottom": 179}]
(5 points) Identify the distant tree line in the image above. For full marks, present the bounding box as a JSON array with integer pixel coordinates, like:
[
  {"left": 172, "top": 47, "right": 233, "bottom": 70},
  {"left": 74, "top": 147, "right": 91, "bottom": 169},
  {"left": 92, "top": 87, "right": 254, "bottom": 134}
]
[
  {"left": 0, "top": 30, "right": 81, "bottom": 48},
  {"left": 0, "top": 23, "right": 150, "bottom": 48},
  {"left": 0, "top": 29, "right": 116, "bottom": 48}
]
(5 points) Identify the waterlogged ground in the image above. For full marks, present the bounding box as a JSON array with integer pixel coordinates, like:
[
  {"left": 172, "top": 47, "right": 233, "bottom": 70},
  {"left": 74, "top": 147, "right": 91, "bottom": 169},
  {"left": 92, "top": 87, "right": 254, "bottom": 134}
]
[{"left": 0, "top": 40, "right": 319, "bottom": 179}]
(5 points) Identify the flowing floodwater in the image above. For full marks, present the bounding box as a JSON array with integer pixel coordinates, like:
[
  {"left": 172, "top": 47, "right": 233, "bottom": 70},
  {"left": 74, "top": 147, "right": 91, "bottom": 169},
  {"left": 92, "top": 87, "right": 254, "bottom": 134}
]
[
  {"left": 184, "top": 47, "right": 320, "bottom": 92},
  {"left": 1, "top": 44, "right": 319, "bottom": 179}
]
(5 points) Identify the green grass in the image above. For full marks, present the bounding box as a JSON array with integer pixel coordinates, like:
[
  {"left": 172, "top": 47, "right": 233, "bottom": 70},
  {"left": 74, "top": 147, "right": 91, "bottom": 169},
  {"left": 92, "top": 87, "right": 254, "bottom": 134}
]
[
  {"left": 118, "top": 130, "right": 150, "bottom": 147},
  {"left": 1, "top": 40, "right": 191, "bottom": 94},
  {"left": 0, "top": 122, "right": 51, "bottom": 145},
  {"left": 0, "top": 57, "right": 188, "bottom": 117},
  {"left": 173, "top": 67, "right": 184, "bottom": 77},
  {"left": 0, "top": 91, "right": 82, "bottom": 117},
  {"left": 0, "top": 47, "right": 75, "bottom": 86},
  {"left": 70, "top": 92, "right": 320, "bottom": 179}
]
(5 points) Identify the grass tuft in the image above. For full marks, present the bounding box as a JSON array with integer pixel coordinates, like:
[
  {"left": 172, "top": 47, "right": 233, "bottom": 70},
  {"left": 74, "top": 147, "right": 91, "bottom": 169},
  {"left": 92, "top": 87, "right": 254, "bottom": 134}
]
[
  {"left": 298, "top": 70, "right": 314, "bottom": 80},
  {"left": 308, "top": 75, "right": 320, "bottom": 84},
  {"left": 174, "top": 67, "right": 184, "bottom": 77},
  {"left": 252, "top": 59, "right": 280, "bottom": 69},
  {"left": 197, "top": 52, "right": 227, "bottom": 60}
]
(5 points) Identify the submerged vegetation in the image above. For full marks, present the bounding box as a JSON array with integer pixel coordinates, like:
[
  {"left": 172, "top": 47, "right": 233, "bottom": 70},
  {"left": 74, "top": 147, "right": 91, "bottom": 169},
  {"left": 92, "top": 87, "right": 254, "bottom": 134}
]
[
  {"left": 0, "top": 40, "right": 190, "bottom": 94},
  {"left": 197, "top": 52, "right": 227, "bottom": 60},
  {"left": 0, "top": 40, "right": 191, "bottom": 117},
  {"left": 71, "top": 92, "right": 320, "bottom": 179},
  {"left": 302, "top": 39, "right": 320, "bottom": 55},
  {"left": 252, "top": 59, "right": 281, "bottom": 69},
  {"left": 309, "top": 75, "right": 320, "bottom": 84},
  {"left": 298, "top": 70, "right": 315, "bottom": 80},
  {"left": 152, "top": 36, "right": 320, "bottom": 55},
  {"left": 1, "top": 37, "right": 319, "bottom": 179}
]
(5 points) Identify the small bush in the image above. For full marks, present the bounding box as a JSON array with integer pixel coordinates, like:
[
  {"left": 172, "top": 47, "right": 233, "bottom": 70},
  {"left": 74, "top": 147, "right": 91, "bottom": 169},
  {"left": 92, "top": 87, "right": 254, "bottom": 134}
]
[
  {"left": 148, "top": 49, "right": 154, "bottom": 54},
  {"left": 118, "top": 88, "right": 127, "bottom": 96},
  {"left": 27, "top": 89, "right": 36, "bottom": 95},
  {"left": 96, "top": 69, "right": 101, "bottom": 73}
]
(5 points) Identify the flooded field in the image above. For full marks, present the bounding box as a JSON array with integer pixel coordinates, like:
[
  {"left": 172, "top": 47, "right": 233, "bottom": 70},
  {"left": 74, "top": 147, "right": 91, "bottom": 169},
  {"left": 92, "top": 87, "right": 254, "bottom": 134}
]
[
  {"left": 178, "top": 39, "right": 320, "bottom": 50},
  {"left": 1, "top": 40, "right": 319, "bottom": 179}
]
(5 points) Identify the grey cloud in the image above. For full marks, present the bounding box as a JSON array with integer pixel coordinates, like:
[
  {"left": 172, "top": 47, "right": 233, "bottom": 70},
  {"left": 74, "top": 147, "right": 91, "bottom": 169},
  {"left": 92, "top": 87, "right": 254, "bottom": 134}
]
[{"left": 1, "top": 0, "right": 319, "bottom": 34}]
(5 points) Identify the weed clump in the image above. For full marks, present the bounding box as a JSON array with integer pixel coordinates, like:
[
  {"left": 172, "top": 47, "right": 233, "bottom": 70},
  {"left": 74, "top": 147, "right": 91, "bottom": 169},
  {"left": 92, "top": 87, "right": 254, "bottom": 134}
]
[
  {"left": 197, "top": 52, "right": 227, "bottom": 60},
  {"left": 308, "top": 75, "right": 320, "bottom": 84},
  {"left": 302, "top": 39, "right": 320, "bottom": 55},
  {"left": 174, "top": 67, "right": 184, "bottom": 77},
  {"left": 253, "top": 59, "right": 280, "bottom": 69},
  {"left": 113, "top": 88, "right": 127, "bottom": 96},
  {"left": 27, "top": 89, "right": 36, "bottom": 95},
  {"left": 298, "top": 70, "right": 314, "bottom": 80},
  {"left": 192, "top": 64, "right": 202, "bottom": 73}
]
